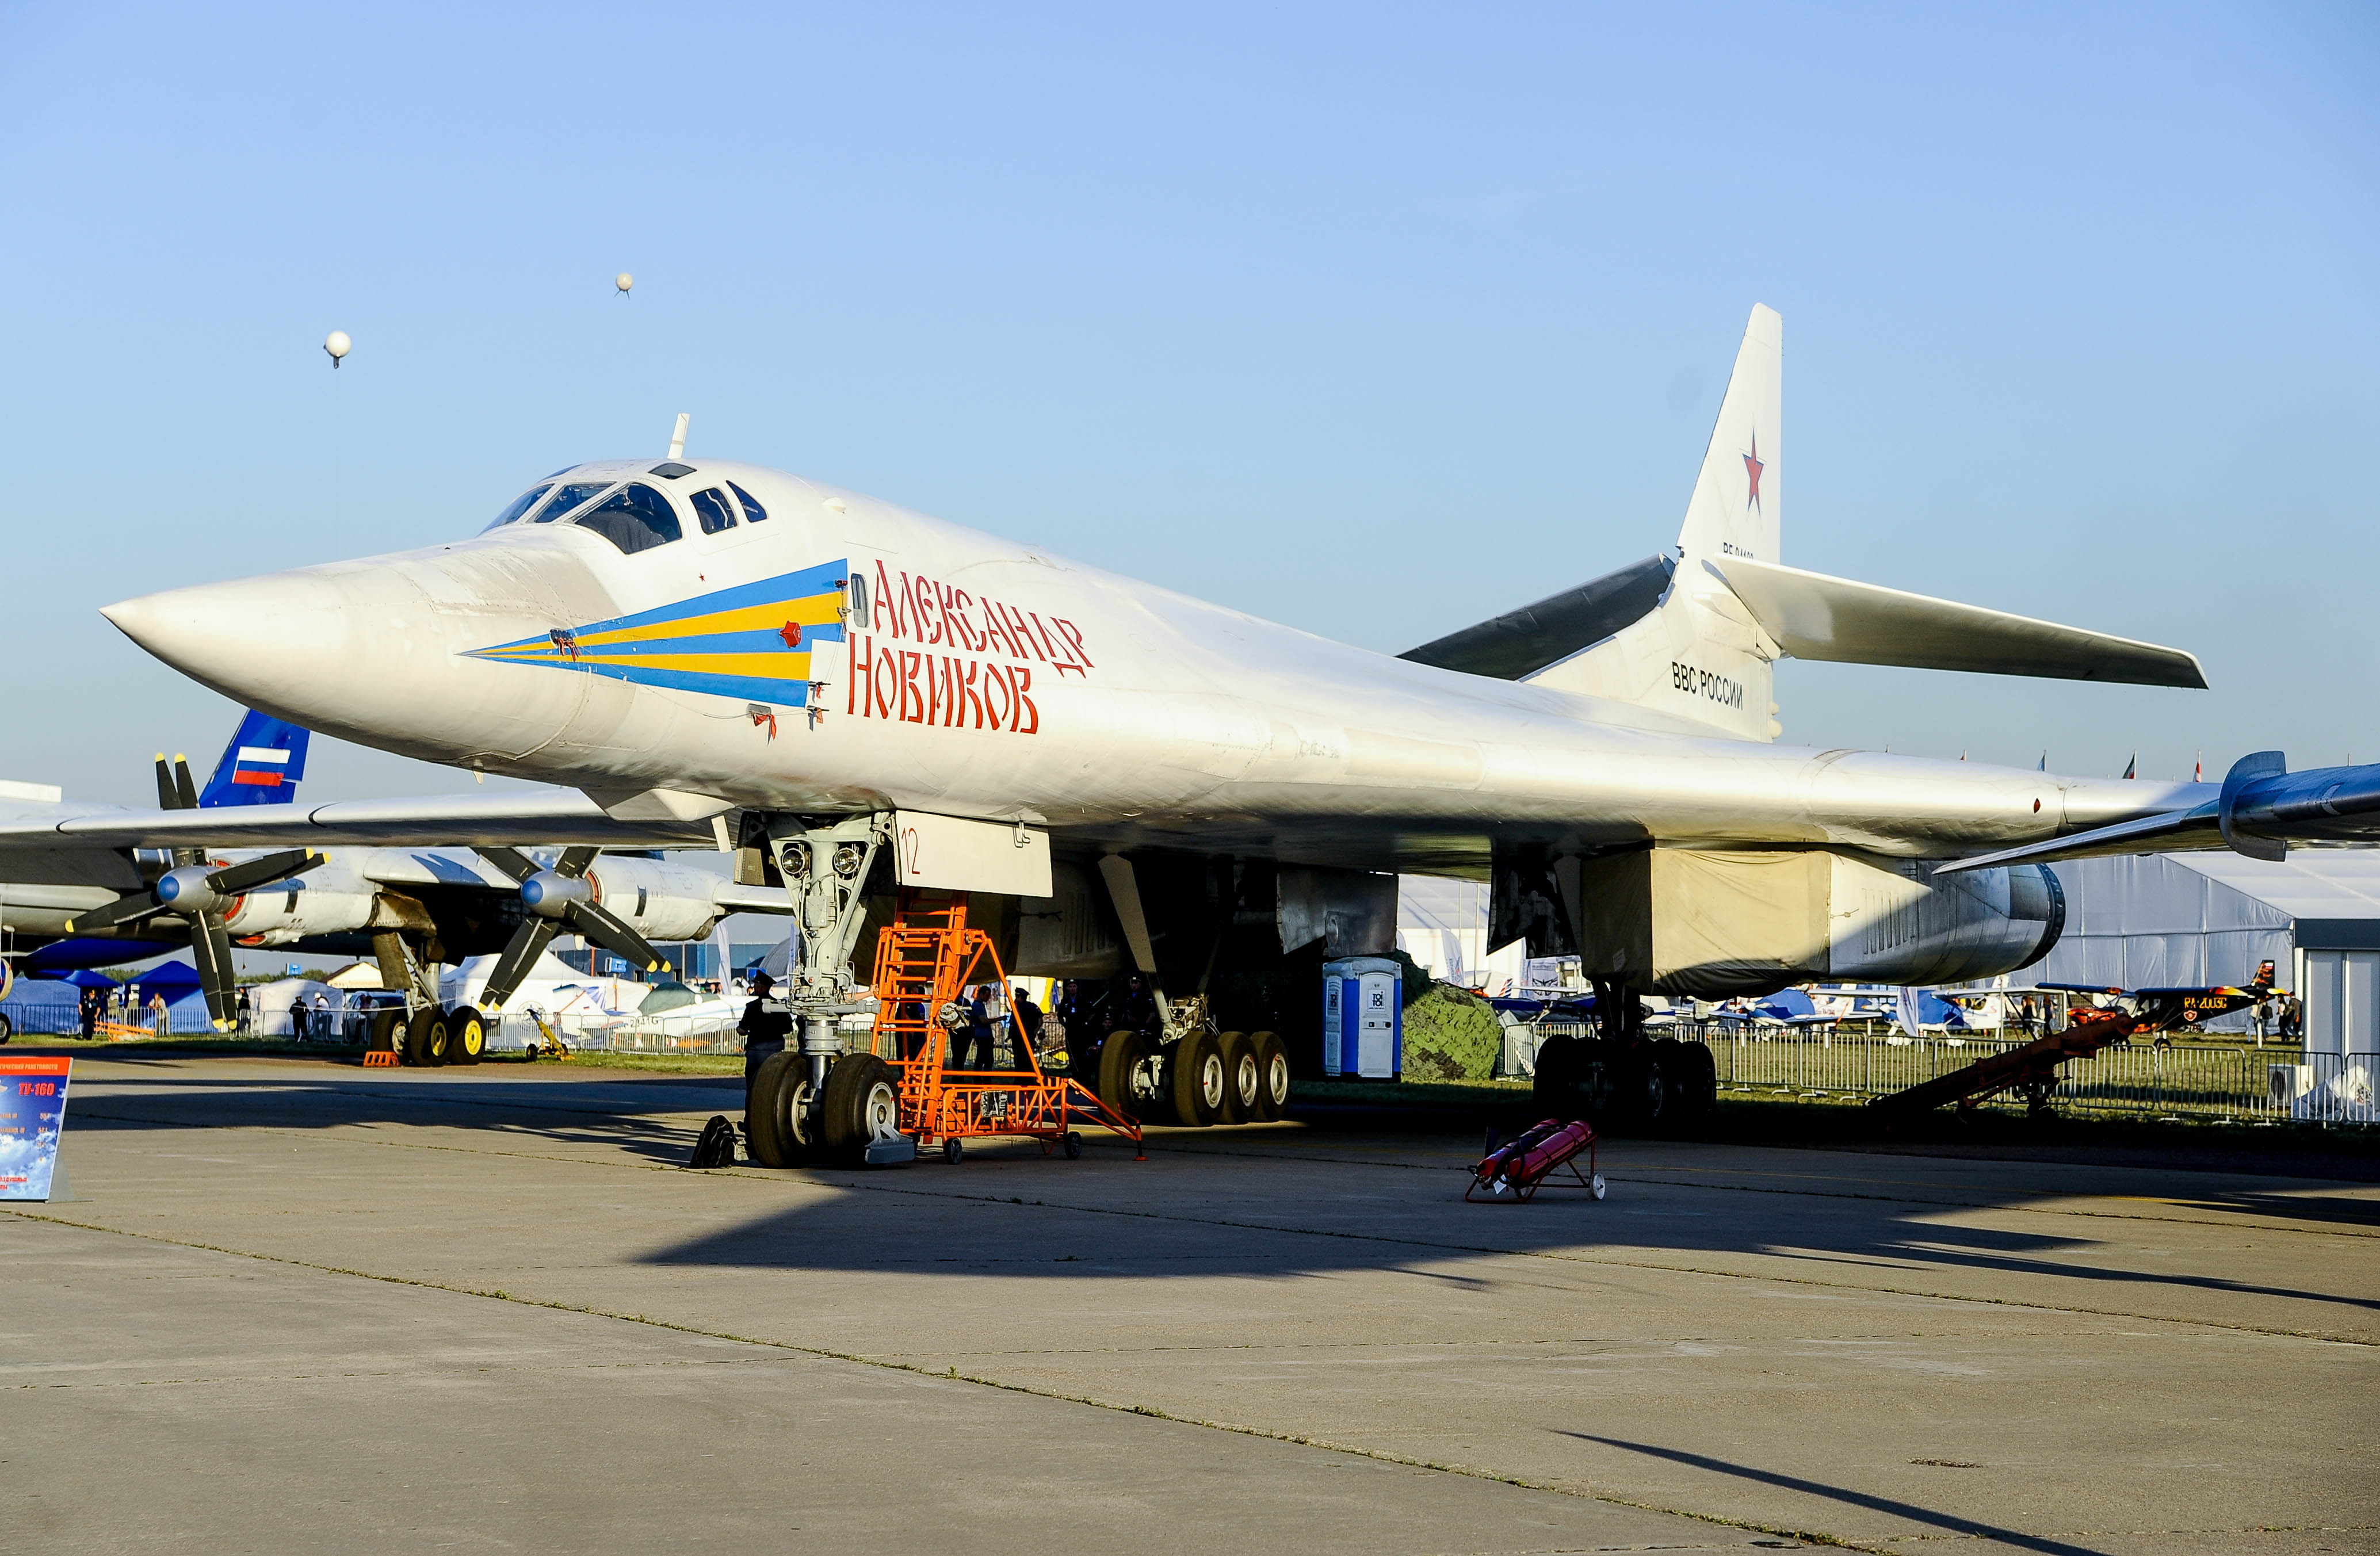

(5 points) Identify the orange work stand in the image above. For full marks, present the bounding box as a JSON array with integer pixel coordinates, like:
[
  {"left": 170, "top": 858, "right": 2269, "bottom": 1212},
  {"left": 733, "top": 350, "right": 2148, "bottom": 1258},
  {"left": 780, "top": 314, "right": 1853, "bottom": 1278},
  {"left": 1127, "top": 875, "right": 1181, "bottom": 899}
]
[{"left": 868, "top": 896, "right": 1143, "bottom": 1162}]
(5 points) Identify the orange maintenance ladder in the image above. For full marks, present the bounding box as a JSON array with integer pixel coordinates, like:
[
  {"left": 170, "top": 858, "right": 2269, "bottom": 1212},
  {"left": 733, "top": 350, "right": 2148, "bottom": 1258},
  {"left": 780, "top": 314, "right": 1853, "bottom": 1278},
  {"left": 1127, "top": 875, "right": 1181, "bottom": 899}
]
[{"left": 868, "top": 896, "right": 1143, "bottom": 1163}]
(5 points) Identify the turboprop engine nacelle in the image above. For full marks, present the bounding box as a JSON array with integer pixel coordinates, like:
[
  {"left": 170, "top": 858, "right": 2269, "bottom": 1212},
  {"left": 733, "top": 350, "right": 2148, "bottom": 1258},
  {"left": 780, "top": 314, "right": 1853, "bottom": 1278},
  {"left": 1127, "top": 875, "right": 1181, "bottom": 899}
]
[
  {"left": 152, "top": 865, "right": 232, "bottom": 915},
  {"left": 1576, "top": 849, "right": 2064, "bottom": 998},
  {"left": 573, "top": 856, "right": 731, "bottom": 943},
  {"left": 521, "top": 871, "right": 591, "bottom": 916}
]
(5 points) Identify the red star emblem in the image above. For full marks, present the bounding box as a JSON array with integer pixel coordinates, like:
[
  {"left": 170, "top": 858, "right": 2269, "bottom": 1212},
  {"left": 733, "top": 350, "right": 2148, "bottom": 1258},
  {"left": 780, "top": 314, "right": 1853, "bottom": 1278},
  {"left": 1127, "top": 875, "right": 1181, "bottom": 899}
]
[
  {"left": 1742, "top": 433, "right": 1765, "bottom": 513},
  {"left": 777, "top": 621, "right": 803, "bottom": 649}
]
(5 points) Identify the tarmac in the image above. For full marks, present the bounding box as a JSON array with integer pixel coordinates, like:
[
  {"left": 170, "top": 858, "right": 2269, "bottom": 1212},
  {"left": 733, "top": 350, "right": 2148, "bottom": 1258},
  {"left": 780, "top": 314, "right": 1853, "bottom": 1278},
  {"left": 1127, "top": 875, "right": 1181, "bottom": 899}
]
[{"left": 5, "top": 1053, "right": 2376, "bottom": 1555}]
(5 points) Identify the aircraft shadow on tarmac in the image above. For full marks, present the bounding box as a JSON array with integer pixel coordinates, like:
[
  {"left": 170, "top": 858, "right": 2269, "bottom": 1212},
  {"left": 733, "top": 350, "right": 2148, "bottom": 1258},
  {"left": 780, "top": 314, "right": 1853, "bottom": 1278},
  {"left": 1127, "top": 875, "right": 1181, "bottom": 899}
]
[
  {"left": 1558, "top": 1433, "right": 2109, "bottom": 1556},
  {"left": 64, "top": 1071, "right": 740, "bottom": 1170},
  {"left": 636, "top": 1134, "right": 2380, "bottom": 1322},
  {"left": 65, "top": 1069, "right": 2380, "bottom": 1317}
]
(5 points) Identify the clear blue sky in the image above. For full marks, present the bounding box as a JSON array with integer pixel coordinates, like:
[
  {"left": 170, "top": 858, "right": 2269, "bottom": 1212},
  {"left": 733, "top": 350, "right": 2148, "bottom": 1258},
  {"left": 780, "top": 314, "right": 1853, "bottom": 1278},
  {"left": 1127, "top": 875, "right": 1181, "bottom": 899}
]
[{"left": 4, "top": 2, "right": 2374, "bottom": 807}]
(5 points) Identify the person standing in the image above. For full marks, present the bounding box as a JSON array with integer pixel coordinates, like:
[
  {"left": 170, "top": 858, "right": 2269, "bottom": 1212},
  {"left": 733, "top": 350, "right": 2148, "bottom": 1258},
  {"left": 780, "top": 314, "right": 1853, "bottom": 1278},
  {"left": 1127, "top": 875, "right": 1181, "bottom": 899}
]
[
  {"left": 1056, "top": 979, "right": 1103, "bottom": 1075},
  {"left": 1011, "top": 985, "right": 1045, "bottom": 1071},
  {"left": 79, "top": 987, "right": 100, "bottom": 1039},
  {"left": 738, "top": 972, "right": 794, "bottom": 1119},
  {"left": 150, "top": 990, "right": 169, "bottom": 1036},
  {"left": 1118, "top": 973, "right": 1160, "bottom": 1039},
  {"left": 949, "top": 985, "right": 995, "bottom": 1071}
]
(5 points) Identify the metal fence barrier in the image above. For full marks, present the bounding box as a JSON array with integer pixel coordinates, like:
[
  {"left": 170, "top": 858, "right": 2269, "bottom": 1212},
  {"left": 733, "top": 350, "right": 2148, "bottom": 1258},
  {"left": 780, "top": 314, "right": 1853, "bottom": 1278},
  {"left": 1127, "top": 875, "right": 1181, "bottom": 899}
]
[
  {"left": 1499, "top": 1015, "right": 2375, "bottom": 1125},
  {"left": 14, "top": 993, "right": 2371, "bottom": 1126}
]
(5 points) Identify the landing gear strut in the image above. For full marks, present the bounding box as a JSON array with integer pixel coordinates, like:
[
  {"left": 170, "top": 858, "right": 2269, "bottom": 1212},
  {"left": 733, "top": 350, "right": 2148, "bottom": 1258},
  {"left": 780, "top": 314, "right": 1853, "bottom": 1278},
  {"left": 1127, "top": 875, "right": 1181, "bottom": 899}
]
[{"left": 744, "top": 813, "right": 891, "bottom": 1167}]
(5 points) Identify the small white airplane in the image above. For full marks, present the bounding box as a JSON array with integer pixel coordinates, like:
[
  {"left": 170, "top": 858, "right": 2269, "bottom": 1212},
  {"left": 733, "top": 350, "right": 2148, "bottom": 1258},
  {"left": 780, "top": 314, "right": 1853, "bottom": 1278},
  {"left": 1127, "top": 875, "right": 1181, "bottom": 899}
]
[{"left": 58, "top": 304, "right": 2380, "bottom": 1148}]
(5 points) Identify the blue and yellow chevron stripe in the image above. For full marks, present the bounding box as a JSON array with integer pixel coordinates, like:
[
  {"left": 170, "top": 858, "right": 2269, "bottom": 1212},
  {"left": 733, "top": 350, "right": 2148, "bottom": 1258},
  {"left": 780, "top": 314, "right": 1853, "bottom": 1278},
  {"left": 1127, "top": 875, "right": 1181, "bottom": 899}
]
[{"left": 465, "top": 561, "right": 847, "bottom": 707}]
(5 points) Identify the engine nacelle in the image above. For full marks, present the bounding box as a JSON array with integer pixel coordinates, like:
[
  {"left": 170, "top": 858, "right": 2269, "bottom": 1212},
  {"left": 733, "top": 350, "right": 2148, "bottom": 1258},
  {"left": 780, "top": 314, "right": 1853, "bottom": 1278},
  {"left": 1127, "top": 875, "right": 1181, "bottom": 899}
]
[
  {"left": 575, "top": 856, "right": 729, "bottom": 942},
  {"left": 521, "top": 871, "right": 591, "bottom": 917},
  {"left": 1577, "top": 847, "right": 2064, "bottom": 997},
  {"left": 152, "top": 865, "right": 231, "bottom": 915},
  {"left": 219, "top": 880, "right": 383, "bottom": 944}
]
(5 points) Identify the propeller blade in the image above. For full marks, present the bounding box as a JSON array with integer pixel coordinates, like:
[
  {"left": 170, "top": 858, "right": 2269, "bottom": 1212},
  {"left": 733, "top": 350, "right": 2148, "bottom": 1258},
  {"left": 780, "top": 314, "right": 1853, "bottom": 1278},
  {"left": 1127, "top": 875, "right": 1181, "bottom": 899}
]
[
  {"left": 555, "top": 846, "right": 601, "bottom": 878},
  {"left": 477, "top": 917, "right": 560, "bottom": 1010},
  {"left": 64, "top": 891, "right": 170, "bottom": 934},
  {"left": 173, "top": 756, "right": 198, "bottom": 811},
  {"left": 154, "top": 754, "right": 179, "bottom": 810},
  {"left": 565, "top": 900, "right": 666, "bottom": 974},
  {"left": 189, "top": 913, "right": 238, "bottom": 1030},
  {"left": 472, "top": 846, "right": 540, "bottom": 885},
  {"left": 205, "top": 848, "right": 325, "bottom": 896}
]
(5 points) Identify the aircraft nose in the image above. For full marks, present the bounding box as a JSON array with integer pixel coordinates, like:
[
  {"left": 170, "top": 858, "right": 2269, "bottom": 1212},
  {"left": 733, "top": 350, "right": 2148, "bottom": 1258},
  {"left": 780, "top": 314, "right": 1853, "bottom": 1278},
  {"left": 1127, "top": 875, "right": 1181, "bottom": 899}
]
[
  {"left": 102, "top": 548, "right": 614, "bottom": 769},
  {"left": 103, "top": 572, "right": 358, "bottom": 715}
]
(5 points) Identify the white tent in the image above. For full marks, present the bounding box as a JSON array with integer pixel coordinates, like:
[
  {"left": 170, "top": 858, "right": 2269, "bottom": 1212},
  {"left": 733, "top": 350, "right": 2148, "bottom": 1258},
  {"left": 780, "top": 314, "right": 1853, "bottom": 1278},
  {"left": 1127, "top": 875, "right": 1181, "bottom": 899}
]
[
  {"left": 2023, "top": 851, "right": 2380, "bottom": 1049},
  {"left": 1395, "top": 876, "right": 1529, "bottom": 993}
]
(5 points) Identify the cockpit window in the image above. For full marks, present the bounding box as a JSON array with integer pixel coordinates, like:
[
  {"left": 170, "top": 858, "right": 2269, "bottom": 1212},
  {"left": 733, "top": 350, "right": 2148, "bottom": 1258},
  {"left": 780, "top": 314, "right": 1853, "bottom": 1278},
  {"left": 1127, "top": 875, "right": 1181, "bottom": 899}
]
[
  {"left": 483, "top": 484, "right": 555, "bottom": 532},
  {"left": 729, "top": 482, "right": 769, "bottom": 523},
  {"left": 571, "top": 482, "right": 683, "bottom": 555},
  {"left": 530, "top": 480, "right": 614, "bottom": 523},
  {"left": 689, "top": 487, "right": 737, "bottom": 535}
]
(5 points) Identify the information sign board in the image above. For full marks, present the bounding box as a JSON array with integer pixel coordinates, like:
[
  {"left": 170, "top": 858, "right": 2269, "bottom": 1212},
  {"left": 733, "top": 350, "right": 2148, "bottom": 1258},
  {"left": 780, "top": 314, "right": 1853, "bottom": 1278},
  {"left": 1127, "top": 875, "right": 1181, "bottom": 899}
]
[{"left": 0, "top": 1056, "right": 72, "bottom": 1201}]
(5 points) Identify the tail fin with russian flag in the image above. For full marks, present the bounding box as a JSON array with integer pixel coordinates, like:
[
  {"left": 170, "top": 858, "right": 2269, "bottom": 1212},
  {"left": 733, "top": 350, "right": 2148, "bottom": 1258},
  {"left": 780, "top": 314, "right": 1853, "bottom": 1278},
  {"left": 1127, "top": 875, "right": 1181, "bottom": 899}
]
[{"left": 197, "top": 709, "right": 311, "bottom": 808}]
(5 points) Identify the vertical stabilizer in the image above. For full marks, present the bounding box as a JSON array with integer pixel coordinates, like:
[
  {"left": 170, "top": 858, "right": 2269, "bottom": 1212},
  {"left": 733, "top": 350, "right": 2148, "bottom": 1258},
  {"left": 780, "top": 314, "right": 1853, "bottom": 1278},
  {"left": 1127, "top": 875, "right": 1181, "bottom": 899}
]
[
  {"left": 1677, "top": 304, "right": 1782, "bottom": 565},
  {"left": 1522, "top": 305, "right": 1786, "bottom": 740},
  {"left": 198, "top": 710, "right": 311, "bottom": 807}
]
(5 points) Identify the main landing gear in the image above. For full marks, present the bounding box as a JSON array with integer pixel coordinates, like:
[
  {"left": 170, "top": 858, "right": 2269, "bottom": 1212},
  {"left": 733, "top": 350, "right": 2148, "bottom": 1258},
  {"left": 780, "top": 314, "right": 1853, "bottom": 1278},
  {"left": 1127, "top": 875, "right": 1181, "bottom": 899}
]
[
  {"left": 1088, "top": 1016, "right": 1289, "bottom": 1128},
  {"left": 1529, "top": 978, "right": 1717, "bottom": 1133}
]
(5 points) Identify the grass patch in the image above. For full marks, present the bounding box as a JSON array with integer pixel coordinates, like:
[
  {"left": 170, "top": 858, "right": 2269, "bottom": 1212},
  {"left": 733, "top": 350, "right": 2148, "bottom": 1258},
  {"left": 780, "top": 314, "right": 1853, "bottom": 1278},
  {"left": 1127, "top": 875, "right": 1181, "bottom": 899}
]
[
  {"left": 487, "top": 1049, "right": 745, "bottom": 1076},
  {"left": 7, "top": 1034, "right": 363, "bottom": 1059}
]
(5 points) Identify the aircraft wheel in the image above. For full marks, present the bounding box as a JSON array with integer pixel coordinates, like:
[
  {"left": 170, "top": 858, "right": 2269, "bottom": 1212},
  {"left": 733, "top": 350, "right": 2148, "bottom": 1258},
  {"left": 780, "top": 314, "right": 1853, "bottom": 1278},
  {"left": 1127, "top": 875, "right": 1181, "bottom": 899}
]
[
  {"left": 1251, "top": 1032, "right": 1289, "bottom": 1121},
  {"left": 1170, "top": 1029, "right": 1225, "bottom": 1127},
  {"left": 0, "top": 1013, "right": 14, "bottom": 1045},
  {"left": 446, "top": 1007, "right": 487, "bottom": 1066},
  {"left": 1215, "top": 1031, "right": 1259, "bottom": 1124},
  {"left": 1618, "top": 1045, "right": 1670, "bottom": 1132},
  {"left": 746, "top": 1049, "right": 809, "bottom": 1168},
  {"left": 1531, "top": 1033, "right": 1583, "bottom": 1117},
  {"left": 405, "top": 1008, "right": 451, "bottom": 1067},
  {"left": 368, "top": 1010, "right": 403, "bottom": 1052},
  {"left": 821, "top": 1054, "right": 901, "bottom": 1162},
  {"left": 1670, "top": 1041, "right": 1717, "bottom": 1122},
  {"left": 1098, "top": 1030, "right": 1155, "bottom": 1121}
]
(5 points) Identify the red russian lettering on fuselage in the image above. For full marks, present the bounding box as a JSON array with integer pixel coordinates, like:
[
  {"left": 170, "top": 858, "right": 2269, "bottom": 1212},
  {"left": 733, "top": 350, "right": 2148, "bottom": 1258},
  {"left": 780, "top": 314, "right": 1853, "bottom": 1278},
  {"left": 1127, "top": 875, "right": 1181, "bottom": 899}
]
[{"left": 843, "top": 559, "right": 1078, "bottom": 736}]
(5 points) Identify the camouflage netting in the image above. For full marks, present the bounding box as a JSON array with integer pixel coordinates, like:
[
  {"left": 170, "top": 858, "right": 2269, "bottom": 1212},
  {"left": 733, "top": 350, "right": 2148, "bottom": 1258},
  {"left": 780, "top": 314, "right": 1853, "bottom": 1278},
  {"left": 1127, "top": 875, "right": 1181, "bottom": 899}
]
[{"left": 1399, "top": 982, "right": 1504, "bottom": 1081}]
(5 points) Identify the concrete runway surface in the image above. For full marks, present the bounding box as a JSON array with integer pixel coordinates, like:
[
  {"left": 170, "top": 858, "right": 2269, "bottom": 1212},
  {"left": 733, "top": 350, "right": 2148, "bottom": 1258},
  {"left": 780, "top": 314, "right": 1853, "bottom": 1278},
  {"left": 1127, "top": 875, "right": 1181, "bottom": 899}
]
[{"left": 5, "top": 1054, "right": 2375, "bottom": 1555}]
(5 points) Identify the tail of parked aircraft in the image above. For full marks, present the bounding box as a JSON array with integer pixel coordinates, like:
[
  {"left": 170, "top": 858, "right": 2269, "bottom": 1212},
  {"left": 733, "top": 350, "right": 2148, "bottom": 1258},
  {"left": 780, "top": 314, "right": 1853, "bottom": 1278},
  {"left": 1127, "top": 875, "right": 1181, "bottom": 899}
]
[
  {"left": 1511, "top": 306, "right": 1787, "bottom": 740},
  {"left": 1677, "top": 304, "right": 1782, "bottom": 568},
  {"left": 197, "top": 710, "right": 311, "bottom": 807},
  {"left": 1399, "top": 303, "right": 2202, "bottom": 740}
]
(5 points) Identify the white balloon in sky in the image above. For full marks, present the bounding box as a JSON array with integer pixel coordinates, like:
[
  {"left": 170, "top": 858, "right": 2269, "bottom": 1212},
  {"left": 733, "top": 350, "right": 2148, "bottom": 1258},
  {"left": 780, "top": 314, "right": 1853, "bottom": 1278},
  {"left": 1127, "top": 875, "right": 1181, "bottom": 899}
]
[
  {"left": 615, "top": 273, "right": 633, "bottom": 297},
  {"left": 323, "top": 330, "right": 352, "bottom": 368}
]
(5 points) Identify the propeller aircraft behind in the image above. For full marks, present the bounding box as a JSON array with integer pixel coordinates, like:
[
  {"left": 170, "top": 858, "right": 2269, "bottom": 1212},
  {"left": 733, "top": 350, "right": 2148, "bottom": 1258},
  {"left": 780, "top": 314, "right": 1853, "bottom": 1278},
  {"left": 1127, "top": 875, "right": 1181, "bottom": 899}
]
[
  {"left": 0, "top": 712, "right": 789, "bottom": 1046},
  {"left": 64, "top": 304, "right": 2380, "bottom": 1149}
]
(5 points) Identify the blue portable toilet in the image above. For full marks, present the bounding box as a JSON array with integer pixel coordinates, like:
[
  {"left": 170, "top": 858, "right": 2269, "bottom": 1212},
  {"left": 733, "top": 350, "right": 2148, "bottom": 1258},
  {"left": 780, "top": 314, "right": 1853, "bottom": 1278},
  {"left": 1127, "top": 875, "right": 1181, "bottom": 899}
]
[{"left": 1323, "top": 956, "right": 1402, "bottom": 1079}]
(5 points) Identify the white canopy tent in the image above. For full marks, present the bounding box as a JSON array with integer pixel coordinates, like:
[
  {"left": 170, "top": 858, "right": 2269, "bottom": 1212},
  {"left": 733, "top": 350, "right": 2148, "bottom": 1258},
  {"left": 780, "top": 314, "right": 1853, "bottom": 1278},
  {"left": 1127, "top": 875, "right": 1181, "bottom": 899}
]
[
  {"left": 1395, "top": 876, "right": 1529, "bottom": 993},
  {"left": 2021, "top": 851, "right": 2380, "bottom": 1050}
]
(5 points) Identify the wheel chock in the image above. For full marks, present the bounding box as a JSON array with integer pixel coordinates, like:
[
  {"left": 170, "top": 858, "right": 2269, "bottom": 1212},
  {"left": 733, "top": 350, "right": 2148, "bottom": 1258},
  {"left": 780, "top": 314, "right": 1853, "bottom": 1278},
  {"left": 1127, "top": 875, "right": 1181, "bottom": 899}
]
[
  {"left": 361, "top": 1050, "right": 400, "bottom": 1068},
  {"left": 864, "top": 1137, "right": 918, "bottom": 1168}
]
